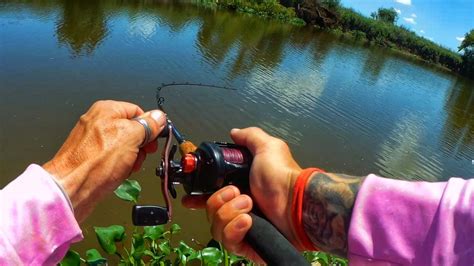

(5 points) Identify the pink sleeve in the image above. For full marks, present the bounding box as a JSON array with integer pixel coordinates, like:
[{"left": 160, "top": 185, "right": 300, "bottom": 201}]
[
  {"left": 0, "top": 164, "right": 83, "bottom": 265},
  {"left": 348, "top": 174, "right": 474, "bottom": 265}
]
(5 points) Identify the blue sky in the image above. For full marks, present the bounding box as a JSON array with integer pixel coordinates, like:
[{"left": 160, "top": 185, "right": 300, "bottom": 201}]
[{"left": 340, "top": 0, "right": 474, "bottom": 52}]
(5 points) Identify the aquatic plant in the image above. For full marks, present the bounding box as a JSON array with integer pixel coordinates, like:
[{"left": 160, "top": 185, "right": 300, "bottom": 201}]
[{"left": 60, "top": 179, "right": 347, "bottom": 265}]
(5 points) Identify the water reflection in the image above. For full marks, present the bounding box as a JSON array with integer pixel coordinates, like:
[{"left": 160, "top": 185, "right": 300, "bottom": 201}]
[
  {"left": 442, "top": 79, "right": 474, "bottom": 161},
  {"left": 196, "top": 12, "right": 294, "bottom": 78},
  {"left": 56, "top": 0, "right": 108, "bottom": 56},
  {"left": 361, "top": 49, "right": 387, "bottom": 84},
  {"left": 375, "top": 113, "right": 443, "bottom": 181}
]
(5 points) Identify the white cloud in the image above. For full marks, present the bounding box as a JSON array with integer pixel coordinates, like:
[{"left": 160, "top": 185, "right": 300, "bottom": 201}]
[
  {"left": 420, "top": 30, "right": 425, "bottom": 34},
  {"left": 403, "top": 17, "right": 417, "bottom": 24},
  {"left": 427, "top": 37, "right": 434, "bottom": 41},
  {"left": 456, "top": 37, "right": 465, "bottom": 42},
  {"left": 394, "top": 8, "right": 402, "bottom": 14},
  {"left": 411, "top": 13, "right": 417, "bottom": 18},
  {"left": 395, "top": 0, "right": 411, "bottom": 5}
]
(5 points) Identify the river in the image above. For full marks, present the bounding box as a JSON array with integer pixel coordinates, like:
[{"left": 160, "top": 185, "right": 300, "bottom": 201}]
[{"left": 0, "top": 0, "right": 473, "bottom": 256}]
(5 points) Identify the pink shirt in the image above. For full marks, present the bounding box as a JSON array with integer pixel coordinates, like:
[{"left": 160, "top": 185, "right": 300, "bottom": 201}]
[
  {"left": 0, "top": 166, "right": 472, "bottom": 265},
  {"left": 0, "top": 164, "right": 83, "bottom": 265},
  {"left": 348, "top": 174, "right": 474, "bottom": 265}
]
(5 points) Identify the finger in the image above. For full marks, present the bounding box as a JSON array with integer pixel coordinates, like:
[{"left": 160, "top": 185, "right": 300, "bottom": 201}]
[
  {"left": 221, "top": 214, "right": 264, "bottom": 264},
  {"left": 129, "top": 110, "right": 166, "bottom": 148},
  {"left": 90, "top": 100, "right": 145, "bottom": 119},
  {"left": 206, "top": 186, "right": 240, "bottom": 222},
  {"left": 181, "top": 195, "right": 210, "bottom": 209},
  {"left": 143, "top": 139, "right": 158, "bottom": 154},
  {"left": 115, "top": 101, "right": 145, "bottom": 119},
  {"left": 132, "top": 149, "right": 147, "bottom": 172},
  {"left": 210, "top": 194, "right": 253, "bottom": 242},
  {"left": 230, "top": 127, "right": 272, "bottom": 155}
]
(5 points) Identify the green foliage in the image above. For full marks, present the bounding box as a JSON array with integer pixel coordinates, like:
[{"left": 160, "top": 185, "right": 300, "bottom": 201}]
[
  {"left": 114, "top": 179, "right": 141, "bottom": 203},
  {"left": 94, "top": 225, "right": 126, "bottom": 254},
  {"left": 370, "top": 7, "right": 398, "bottom": 24},
  {"left": 200, "top": 0, "right": 305, "bottom": 26},
  {"left": 85, "top": 249, "right": 107, "bottom": 265},
  {"left": 458, "top": 29, "right": 474, "bottom": 78},
  {"left": 303, "top": 251, "right": 348, "bottom": 265},
  {"left": 320, "top": 0, "right": 341, "bottom": 10},
  {"left": 61, "top": 180, "right": 347, "bottom": 265},
  {"left": 60, "top": 250, "right": 82, "bottom": 266},
  {"left": 458, "top": 29, "right": 474, "bottom": 52},
  {"left": 460, "top": 48, "right": 474, "bottom": 77},
  {"left": 336, "top": 7, "right": 461, "bottom": 72}
]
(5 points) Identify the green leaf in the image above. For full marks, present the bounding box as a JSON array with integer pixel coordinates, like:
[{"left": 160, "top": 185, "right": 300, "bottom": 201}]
[
  {"left": 229, "top": 254, "right": 246, "bottom": 265},
  {"left": 331, "top": 256, "right": 349, "bottom": 266},
  {"left": 144, "top": 225, "right": 165, "bottom": 240},
  {"left": 59, "top": 250, "right": 81, "bottom": 266},
  {"left": 85, "top": 249, "right": 107, "bottom": 265},
  {"left": 317, "top": 252, "right": 330, "bottom": 265},
  {"left": 131, "top": 233, "right": 145, "bottom": 260},
  {"left": 187, "top": 250, "right": 201, "bottom": 263},
  {"left": 159, "top": 241, "right": 171, "bottom": 255},
  {"left": 170, "top": 223, "right": 181, "bottom": 235},
  {"left": 94, "top": 225, "right": 126, "bottom": 254},
  {"left": 114, "top": 179, "right": 141, "bottom": 202},
  {"left": 201, "top": 247, "right": 223, "bottom": 265},
  {"left": 176, "top": 241, "right": 195, "bottom": 256}
]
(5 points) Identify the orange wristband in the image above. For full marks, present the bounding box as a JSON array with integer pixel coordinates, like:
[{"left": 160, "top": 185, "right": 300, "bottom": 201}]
[{"left": 291, "top": 167, "right": 325, "bottom": 251}]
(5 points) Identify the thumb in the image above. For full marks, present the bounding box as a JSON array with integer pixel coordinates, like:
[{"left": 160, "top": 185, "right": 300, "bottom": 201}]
[
  {"left": 131, "top": 110, "right": 167, "bottom": 148},
  {"left": 230, "top": 127, "right": 272, "bottom": 155}
]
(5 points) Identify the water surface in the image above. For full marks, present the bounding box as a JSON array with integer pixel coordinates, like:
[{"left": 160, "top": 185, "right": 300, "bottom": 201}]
[{"left": 1, "top": 0, "right": 473, "bottom": 255}]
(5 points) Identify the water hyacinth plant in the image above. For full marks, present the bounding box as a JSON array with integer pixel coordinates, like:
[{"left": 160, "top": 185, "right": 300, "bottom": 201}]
[{"left": 60, "top": 179, "right": 347, "bottom": 265}]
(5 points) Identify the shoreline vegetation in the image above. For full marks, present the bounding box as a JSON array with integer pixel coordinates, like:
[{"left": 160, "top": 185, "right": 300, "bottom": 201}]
[{"left": 199, "top": 0, "right": 474, "bottom": 79}]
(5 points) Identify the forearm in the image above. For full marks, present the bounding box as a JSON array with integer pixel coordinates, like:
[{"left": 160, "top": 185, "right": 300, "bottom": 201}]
[
  {"left": 302, "top": 172, "right": 365, "bottom": 257},
  {"left": 0, "top": 164, "right": 83, "bottom": 264},
  {"left": 348, "top": 175, "right": 474, "bottom": 265},
  {"left": 301, "top": 172, "right": 474, "bottom": 264}
]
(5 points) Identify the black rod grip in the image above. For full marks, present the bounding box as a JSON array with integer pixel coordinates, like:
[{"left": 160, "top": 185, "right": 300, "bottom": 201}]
[{"left": 245, "top": 213, "right": 309, "bottom": 266}]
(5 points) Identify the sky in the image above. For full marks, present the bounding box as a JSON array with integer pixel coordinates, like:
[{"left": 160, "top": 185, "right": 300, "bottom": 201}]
[{"left": 340, "top": 0, "right": 474, "bottom": 52}]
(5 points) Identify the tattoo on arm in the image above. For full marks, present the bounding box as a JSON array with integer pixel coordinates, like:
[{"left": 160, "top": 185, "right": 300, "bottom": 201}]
[{"left": 302, "top": 173, "right": 365, "bottom": 257}]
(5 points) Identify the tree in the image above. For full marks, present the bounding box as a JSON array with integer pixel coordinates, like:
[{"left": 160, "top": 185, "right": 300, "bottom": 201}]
[
  {"left": 458, "top": 29, "right": 474, "bottom": 52},
  {"left": 320, "top": 0, "right": 341, "bottom": 10},
  {"left": 458, "top": 29, "right": 474, "bottom": 78},
  {"left": 371, "top": 7, "right": 398, "bottom": 24}
]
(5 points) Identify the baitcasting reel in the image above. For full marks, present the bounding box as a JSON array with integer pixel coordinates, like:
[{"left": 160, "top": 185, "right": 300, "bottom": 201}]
[
  {"left": 131, "top": 119, "right": 309, "bottom": 266},
  {"left": 132, "top": 120, "right": 252, "bottom": 226}
]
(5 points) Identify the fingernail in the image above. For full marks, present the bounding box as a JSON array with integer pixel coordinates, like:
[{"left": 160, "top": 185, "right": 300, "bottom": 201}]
[
  {"left": 231, "top": 128, "right": 241, "bottom": 134},
  {"left": 151, "top": 111, "right": 165, "bottom": 125},
  {"left": 232, "top": 197, "right": 250, "bottom": 210},
  {"left": 220, "top": 188, "right": 235, "bottom": 202},
  {"left": 235, "top": 216, "right": 248, "bottom": 230}
]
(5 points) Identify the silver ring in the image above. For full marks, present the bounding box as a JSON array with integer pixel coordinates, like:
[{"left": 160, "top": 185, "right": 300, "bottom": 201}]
[{"left": 133, "top": 117, "right": 152, "bottom": 148}]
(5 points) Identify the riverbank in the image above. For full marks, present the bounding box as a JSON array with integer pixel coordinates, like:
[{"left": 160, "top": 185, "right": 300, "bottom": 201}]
[{"left": 198, "top": 0, "right": 472, "bottom": 79}]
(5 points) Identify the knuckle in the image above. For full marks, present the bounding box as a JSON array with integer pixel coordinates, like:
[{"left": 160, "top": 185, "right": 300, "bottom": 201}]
[
  {"left": 79, "top": 113, "right": 90, "bottom": 125},
  {"left": 271, "top": 138, "right": 288, "bottom": 149},
  {"left": 247, "top": 126, "right": 263, "bottom": 134},
  {"left": 214, "top": 207, "right": 227, "bottom": 223}
]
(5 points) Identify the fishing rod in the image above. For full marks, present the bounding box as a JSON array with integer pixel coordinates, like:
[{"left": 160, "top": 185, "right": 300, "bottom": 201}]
[{"left": 132, "top": 84, "right": 309, "bottom": 265}]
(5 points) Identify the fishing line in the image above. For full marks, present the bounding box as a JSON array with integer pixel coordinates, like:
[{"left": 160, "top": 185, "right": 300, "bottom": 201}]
[{"left": 155, "top": 82, "right": 237, "bottom": 111}]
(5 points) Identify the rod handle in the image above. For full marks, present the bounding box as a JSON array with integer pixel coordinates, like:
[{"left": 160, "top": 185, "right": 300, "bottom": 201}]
[{"left": 245, "top": 213, "right": 310, "bottom": 266}]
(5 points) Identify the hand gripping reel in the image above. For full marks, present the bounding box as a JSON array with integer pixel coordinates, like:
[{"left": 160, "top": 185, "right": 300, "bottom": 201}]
[{"left": 131, "top": 121, "right": 309, "bottom": 266}]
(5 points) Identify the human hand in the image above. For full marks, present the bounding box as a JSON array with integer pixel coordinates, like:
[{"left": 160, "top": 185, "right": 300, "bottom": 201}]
[
  {"left": 43, "top": 100, "right": 166, "bottom": 223},
  {"left": 182, "top": 127, "right": 303, "bottom": 263}
]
